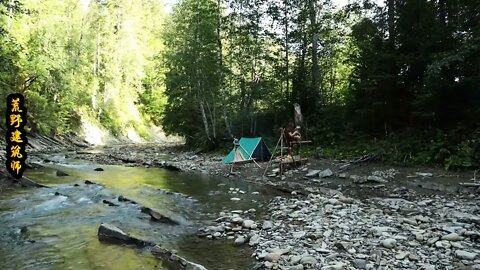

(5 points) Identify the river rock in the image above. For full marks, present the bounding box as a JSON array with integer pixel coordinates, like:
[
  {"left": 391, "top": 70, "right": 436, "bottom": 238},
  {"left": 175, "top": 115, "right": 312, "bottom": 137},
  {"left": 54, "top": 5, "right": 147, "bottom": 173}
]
[
  {"left": 151, "top": 245, "right": 207, "bottom": 270},
  {"left": 265, "top": 252, "right": 281, "bottom": 262},
  {"left": 353, "top": 259, "right": 367, "bottom": 269},
  {"left": 293, "top": 231, "right": 306, "bottom": 239},
  {"left": 56, "top": 170, "right": 69, "bottom": 177},
  {"left": 319, "top": 169, "right": 333, "bottom": 178},
  {"left": 300, "top": 256, "right": 317, "bottom": 265},
  {"left": 242, "top": 219, "right": 255, "bottom": 228},
  {"left": 291, "top": 254, "right": 306, "bottom": 264},
  {"left": 441, "top": 233, "right": 463, "bottom": 241},
  {"left": 118, "top": 195, "right": 137, "bottom": 204},
  {"left": 234, "top": 236, "right": 245, "bottom": 245},
  {"left": 306, "top": 170, "right": 321, "bottom": 177},
  {"left": 290, "top": 264, "right": 304, "bottom": 270},
  {"left": 94, "top": 167, "right": 104, "bottom": 171},
  {"left": 455, "top": 250, "right": 478, "bottom": 260},
  {"left": 97, "top": 223, "right": 143, "bottom": 245},
  {"left": 249, "top": 234, "right": 261, "bottom": 246},
  {"left": 102, "top": 199, "right": 119, "bottom": 207},
  {"left": 140, "top": 207, "right": 179, "bottom": 225},
  {"left": 381, "top": 238, "right": 397, "bottom": 248},
  {"left": 262, "top": 221, "right": 273, "bottom": 230},
  {"left": 395, "top": 251, "right": 409, "bottom": 260}
]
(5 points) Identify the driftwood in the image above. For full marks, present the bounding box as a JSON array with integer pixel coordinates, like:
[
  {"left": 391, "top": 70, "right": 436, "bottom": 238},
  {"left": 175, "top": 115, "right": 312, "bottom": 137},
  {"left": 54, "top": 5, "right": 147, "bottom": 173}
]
[
  {"left": 459, "top": 182, "right": 480, "bottom": 187},
  {"left": 336, "top": 154, "right": 376, "bottom": 173}
]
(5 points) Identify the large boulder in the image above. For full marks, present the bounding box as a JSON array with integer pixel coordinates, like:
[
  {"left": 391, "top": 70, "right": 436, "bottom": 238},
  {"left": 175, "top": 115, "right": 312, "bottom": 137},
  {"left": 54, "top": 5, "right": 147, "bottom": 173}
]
[{"left": 97, "top": 223, "right": 153, "bottom": 247}]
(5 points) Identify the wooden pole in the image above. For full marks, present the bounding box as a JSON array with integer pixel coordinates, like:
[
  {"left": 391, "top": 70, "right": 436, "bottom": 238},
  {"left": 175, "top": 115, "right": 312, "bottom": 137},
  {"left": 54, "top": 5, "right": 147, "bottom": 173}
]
[{"left": 263, "top": 129, "right": 283, "bottom": 176}]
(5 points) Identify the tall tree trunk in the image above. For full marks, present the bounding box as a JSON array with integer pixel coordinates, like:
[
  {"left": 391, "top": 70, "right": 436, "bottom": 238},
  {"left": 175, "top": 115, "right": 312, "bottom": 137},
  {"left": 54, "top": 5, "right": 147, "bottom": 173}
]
[
  {"left": 387, "top": 0, "right": 396, "bottom": 49},
  {"left": 309, "top": 0, "right": 320, "bottom": 107},
  {"left": 7, "top": 0, "right": 14, "bottom": 29},
  {"left": 284, "top": 0, "right": 289, "bottom": 102},
  {"left": 197, "top": 87, "right": 211, "bottom": 141},
  {"left": 217, "top": 0, "right": 232, "bottom": 137}
]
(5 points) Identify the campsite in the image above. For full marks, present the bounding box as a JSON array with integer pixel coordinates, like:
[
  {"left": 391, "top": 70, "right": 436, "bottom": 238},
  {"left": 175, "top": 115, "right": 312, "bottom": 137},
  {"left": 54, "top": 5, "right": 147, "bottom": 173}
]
[{"left": 0, "top": 0, "right": 479, "bottom": 269}]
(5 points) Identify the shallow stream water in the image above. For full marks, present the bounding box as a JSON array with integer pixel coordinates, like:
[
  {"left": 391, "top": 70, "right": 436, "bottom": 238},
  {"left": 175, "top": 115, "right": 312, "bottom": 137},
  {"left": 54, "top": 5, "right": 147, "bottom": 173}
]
[{"left": 0, "top": 152, "right": 276, "bottom": 270}]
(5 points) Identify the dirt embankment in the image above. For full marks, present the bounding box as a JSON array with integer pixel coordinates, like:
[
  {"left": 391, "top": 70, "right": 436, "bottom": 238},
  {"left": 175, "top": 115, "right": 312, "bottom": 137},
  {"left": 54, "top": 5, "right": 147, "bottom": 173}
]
[{"left": 0, "top": 131, "right": 91, "bottom": 191}]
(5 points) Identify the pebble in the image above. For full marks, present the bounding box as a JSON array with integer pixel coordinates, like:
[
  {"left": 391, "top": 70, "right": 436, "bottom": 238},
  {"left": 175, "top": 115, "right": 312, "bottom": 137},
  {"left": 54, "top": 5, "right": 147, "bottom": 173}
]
[
  {"left": 441, "top": 232, "right": 463, "bottom": 241},
  {"left": 381, "top": 238, "right": 397, "bottom": 248},
  {"left": 242, "top": 219, "right": 255, "bottom": 228},
  {"left": 264, "top": 252, "right": 281, "bottom": 262},
  {"left": 353, "top": 259, "right": 367, "bottom": 269},
  {"left": 234, "top": 236, "right": 245, "bottom": 245},
  {"left": 455, "top": 250, "right": 478, "bottom": 260}
]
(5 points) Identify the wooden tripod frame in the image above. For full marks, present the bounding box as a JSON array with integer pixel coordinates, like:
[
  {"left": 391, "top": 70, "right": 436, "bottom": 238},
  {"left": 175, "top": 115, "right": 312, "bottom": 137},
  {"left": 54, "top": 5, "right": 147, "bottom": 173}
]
[{"left": 262, "top": 128, "right": 287, "bottom": 177}]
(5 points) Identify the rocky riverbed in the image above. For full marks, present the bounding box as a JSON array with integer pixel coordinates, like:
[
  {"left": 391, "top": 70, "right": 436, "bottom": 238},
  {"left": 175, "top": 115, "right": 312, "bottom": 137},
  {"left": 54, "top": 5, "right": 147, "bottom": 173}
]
[
  {"left": 199, "top": 191, "right": 479, "bottom": 270},
  {"left": 20, "top": 142, "right": 480, "bottom": 269}
]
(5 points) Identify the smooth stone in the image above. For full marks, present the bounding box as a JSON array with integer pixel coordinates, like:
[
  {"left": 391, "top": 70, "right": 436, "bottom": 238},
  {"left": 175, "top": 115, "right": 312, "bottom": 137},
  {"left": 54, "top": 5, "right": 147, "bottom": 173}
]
[
  {"left": 396, "top": 251, "right": 409, "bottom": 260},
  {"left": 381, "top": 238, "right": 397, "bottom": 248},
  {"left": 263, "top": 221, "right": 273, "bottom": 230},
  {"left": 300, "top": 256, "right": 317, "bottom": 265},
  {"left": 455, "top": 250, "right": 478, "bottom": 260},
  {"left": 290, "top": 265, "right": 304, "bottom": 270},
  {"left": 442, "top": 232, "right": 463, "bottom": 241},
  {"left": 249, "top": 234, "right": 261, "bottom": 246},
  {"left": 265, "top": 252, "right": 281, "bottom": 262},
  {"left": 353, "top": 259, "right": 367, "bottom": 269},
  {"left": 242, "top": 219, "right": 255, "bottom": 228},
  {"left": 293, "top": 231, "right": 306, "bottom": 239}
]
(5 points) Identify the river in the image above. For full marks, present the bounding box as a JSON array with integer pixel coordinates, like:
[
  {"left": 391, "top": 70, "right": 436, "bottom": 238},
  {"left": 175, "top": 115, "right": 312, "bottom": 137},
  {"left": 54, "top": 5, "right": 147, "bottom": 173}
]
[{"left": 0, "top": 152, "right": 277, "bottom": 269}]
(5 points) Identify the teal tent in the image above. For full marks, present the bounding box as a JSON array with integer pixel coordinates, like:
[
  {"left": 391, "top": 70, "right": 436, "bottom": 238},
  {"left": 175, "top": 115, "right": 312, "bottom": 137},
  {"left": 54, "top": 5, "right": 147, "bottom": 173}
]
[{"left": 223, "top": 137, "right": 271, "bottom": 164}]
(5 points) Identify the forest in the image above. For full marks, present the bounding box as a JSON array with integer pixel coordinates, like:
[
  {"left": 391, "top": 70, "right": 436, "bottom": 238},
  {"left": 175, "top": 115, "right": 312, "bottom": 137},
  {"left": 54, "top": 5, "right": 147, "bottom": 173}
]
[{"left": 0, "top": 0, "right": 479, "bottom": 169}]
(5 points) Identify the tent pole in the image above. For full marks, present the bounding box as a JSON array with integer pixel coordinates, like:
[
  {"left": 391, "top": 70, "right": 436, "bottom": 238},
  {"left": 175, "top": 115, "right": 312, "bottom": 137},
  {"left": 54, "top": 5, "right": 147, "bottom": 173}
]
[
  {"left": 280, "top": 129, "right": 283, "bottom": 177},
  {"left": 263, "top": 130, "right": 283, "bottom": 176},
  {"left": 239, "top": 143, "right": 261, "bottom": 168}
]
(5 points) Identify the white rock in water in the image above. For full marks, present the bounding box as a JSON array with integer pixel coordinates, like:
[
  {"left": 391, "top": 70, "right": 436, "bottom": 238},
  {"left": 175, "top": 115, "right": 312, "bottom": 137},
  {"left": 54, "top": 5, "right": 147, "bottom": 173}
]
[
  {"left": 230, "top": 197, "right": 241, "bottom": 201},
  {"left": 242, "top": 219, "right": 255, "bottom": 228},
  {"left": 234, "top": 236, "right": 245, "bottom": 245},
  {"left": 441, "top": 232, "right": 463, "bottom": 241},
  {"left": 455, "top": 250, "right": 478, "bottom": 260},
  {"left": 213, "top": 232, "right": 221, "bottom": 237},
  {"left": 381, "top": 238, "right": 397, "bottom": 248}
]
